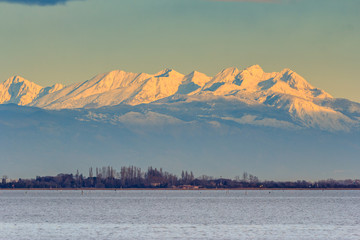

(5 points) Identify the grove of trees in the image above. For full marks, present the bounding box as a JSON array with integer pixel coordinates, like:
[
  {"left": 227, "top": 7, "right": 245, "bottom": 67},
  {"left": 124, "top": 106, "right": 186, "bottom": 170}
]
[{"left": 1, "top": 166, "right": 359, "bottom": 189}]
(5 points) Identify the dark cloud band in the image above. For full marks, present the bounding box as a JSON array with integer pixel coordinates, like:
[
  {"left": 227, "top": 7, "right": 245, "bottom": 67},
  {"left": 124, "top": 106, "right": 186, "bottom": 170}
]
[
  {"left": 210, "top": 0, "right": 278, "bottom": 2},
  {"left": 0, "top": 0, "right": 76, "bottom": 6}
]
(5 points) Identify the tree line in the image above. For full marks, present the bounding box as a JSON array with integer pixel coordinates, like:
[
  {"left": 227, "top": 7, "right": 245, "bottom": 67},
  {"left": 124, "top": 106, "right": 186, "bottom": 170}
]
[{"left": 1, "top": 166, "right": 360, "bottom": 189}]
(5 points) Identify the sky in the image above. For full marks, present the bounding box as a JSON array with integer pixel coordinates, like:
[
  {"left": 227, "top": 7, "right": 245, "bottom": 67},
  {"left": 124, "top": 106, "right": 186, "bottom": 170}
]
[{"left": 0, "top": 0, "right": 359, "bottom": 102}]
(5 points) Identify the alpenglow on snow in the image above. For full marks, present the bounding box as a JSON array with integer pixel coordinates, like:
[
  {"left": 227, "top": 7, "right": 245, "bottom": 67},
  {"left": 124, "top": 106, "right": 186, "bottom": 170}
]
[{"left": 0, "top": 65, "right": 359, "bottom": 131}]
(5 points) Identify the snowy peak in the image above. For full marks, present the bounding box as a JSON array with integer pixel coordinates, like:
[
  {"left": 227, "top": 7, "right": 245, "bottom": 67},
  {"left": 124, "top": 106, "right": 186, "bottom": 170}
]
[
  {"left": 202, "top": 67, "right": 240, "bottom": 91},
  {"left": 244, "top": 65, "right": 264, "bottom": 78},
  {"left": 267, "top": 68, "right": 332, "bottom": 99},
  {"left": 279, "top": 68, "right": 312, "bottom": 90},
  {"left": 3, "top": 75, "right": 40, "bottom": 88},
  {"left": 50, "top": 83, "right": 64, "bottom": 93},
  {"left": 0, "top": 75, "right": 43, "bottom": 105},
  {"left": 174, "top": 71, "right": 211, "bottom": 95},
  {"left": 128, "top": 69, "right": 185, "bottom": 105},
  {"left": 154, "top": 68, "right": 184, "bottom": 78},
  {"left": 221, "top": 67, "right": 240, "bottom": 75},
  {"left": 184, "top": 71, "right": 211, "bottom": 87},
  {"left": 5, "top": 75, "right": 26, "bottom": 84},
  {"left": 197, "top": 66, "right": 332, "bottom": 102},
  {"left": 37, "top": 83, "right": 64, "bottom": 99},
  {"left": 231, "top": 65, "right": 268, "bottom": 91},
  {"left": 88, "top": 70, "right": 141, "bottom": 90},
  {"left": 215, "top": 67, "right": 240, "bottom": 81}
]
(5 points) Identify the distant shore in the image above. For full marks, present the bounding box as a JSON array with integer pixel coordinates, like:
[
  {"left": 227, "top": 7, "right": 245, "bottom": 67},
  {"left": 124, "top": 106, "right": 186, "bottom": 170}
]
[{"left": 1, "top": 188, "right": 360, "bottom": 191}]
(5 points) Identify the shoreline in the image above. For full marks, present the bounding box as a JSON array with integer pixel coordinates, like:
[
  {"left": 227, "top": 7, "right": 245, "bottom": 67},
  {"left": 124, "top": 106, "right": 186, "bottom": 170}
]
[{"left": 1, "top": 188, "right": 360, "bottom": 191}]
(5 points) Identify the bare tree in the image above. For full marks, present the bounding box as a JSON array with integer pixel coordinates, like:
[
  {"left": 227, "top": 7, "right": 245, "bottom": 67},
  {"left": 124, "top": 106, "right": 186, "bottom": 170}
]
[{"left": 242, "top": 172, "right": 248, "bottom": 182}]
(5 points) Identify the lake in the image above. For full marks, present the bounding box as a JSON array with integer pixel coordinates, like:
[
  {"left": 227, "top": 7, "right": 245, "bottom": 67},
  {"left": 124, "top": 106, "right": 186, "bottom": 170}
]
[{"left": 0, "top": 190, "right": 359, "bottom": 239}]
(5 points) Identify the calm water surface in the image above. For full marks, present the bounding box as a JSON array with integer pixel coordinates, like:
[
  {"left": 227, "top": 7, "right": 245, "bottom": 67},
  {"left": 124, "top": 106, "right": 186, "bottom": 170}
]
[{"left": 0, "top": 190, "right": 359, "bottom": 239}]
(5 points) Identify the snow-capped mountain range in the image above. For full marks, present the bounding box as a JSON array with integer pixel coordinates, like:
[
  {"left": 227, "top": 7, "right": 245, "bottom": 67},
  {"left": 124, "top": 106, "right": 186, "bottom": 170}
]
[
  {"left": 1, "top": 65, "right": 359, "bottom": 131},
  {"left": 1, "top": 65, "right": 360, "bottom": 178}
]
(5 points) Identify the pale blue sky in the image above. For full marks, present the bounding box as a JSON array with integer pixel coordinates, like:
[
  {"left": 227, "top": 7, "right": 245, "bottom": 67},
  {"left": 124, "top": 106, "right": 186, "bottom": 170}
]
[{"left": 0, "top": 0, "right": 359, "bottom": 101}]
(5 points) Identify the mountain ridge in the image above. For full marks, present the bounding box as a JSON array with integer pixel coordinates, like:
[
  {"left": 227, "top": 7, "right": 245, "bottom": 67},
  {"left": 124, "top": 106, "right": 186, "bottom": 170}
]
[
  {"left": 1, "top": 65, "right": 359, "bottom": 132},
  {"left": 0, "top": 65, "right": 335, "bottom": 108}
]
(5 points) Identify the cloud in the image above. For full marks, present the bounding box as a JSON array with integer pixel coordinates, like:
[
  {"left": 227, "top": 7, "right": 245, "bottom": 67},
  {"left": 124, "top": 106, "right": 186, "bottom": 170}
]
[
  {"left": 221, "top": 115, "right": 298, "bottom": 129},
  {"left": 0, "top": 0, "right": 78, "bottom": 6},
  {"left": 210, "top": 0, "right": 279, "bottom": 2}
]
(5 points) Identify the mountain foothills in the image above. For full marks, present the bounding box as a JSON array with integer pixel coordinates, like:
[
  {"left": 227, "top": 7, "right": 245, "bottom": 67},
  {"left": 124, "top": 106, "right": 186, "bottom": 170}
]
[{"left": 0, "top": 65, "right": 359, "bottom": 132}]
